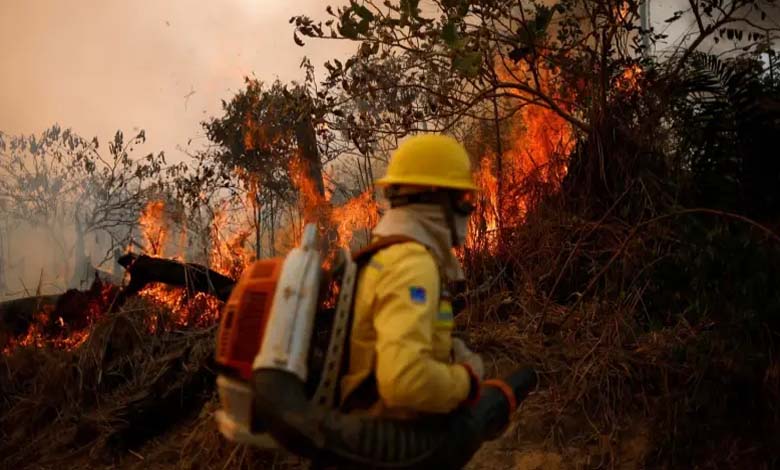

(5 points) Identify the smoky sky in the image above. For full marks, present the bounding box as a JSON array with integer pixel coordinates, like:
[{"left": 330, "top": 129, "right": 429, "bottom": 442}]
[
  {"left": 0, "top": 0, "right": 354, "bottom": 161},
  {"left": 0, "top": 0, "right": 776, "bottom": 162}
]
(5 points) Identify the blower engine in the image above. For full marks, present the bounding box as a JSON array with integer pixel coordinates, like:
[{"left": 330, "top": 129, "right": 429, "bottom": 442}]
[{"left": 214, "top": 224, "right": 538, "bottom": 469}]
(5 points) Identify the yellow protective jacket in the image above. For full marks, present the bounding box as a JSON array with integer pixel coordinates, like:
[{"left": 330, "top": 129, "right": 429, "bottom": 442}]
[{"left": 339, "top": 206, "right": 472, "bottom": 418}]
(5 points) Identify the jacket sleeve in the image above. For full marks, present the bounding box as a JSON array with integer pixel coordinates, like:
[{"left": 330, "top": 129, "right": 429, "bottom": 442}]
[{"left": 371, "top": 243, "right": 472, "bottom": 413}]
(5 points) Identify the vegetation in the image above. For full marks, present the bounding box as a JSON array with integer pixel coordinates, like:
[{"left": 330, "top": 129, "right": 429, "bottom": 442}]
[{"left": 1, "top": 0, "right": 780, "bottom": 468}]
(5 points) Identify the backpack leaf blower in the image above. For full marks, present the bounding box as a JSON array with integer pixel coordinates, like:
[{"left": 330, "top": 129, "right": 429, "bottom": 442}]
[{"left": 214, "top": 223, "right": 537, "bottom": 468}]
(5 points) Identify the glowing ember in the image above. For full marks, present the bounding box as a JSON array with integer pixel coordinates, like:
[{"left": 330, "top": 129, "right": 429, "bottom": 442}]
[
  {"left": 139, "top": 284, "right": 222, "bottom": 329},
  {"left": 617, "top": 64, "right": 643, "bottom": 92},
  {"left": 2, "top": 281, "right": 117, "bottom": 354}
]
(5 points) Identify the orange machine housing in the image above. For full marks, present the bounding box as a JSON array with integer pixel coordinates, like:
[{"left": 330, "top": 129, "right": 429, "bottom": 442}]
[{"left": 216, "top": 258, "right": 283, "bottom": 381}]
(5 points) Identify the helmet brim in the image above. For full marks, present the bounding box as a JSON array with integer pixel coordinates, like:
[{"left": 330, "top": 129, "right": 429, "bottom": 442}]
[{"left": 375, "top": 175, "right": 479, "bottom": 191}]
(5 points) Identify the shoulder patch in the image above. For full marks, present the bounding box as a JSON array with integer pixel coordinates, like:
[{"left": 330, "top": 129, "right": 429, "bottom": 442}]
[
  {"left": 436, "top": 300, "right": 454, "bottom": 326},
  {"left": 409, "top": 286, "right": 427, "bottom": 304}
]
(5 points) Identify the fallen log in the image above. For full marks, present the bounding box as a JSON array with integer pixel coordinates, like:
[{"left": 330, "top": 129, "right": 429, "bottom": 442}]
[
  {"left": 0, "top": 274, "right": 121, "bottom": 349},
  {"left": 114, "top": 254, "right": 235, "bottom": 310},
  {"left": 0, "top": 294, "right": 60, "bottom": 348}
]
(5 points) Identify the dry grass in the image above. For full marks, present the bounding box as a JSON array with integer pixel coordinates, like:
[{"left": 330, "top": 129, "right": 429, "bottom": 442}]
[
  {"left": 0, "top": 298, "right": 217, "bottom": 469},
  {"left": 458, "top": 195, "right": 780, "bottom": 469},
  {"left": 3, "top": 198, "right": 778, "bottom": 469}
]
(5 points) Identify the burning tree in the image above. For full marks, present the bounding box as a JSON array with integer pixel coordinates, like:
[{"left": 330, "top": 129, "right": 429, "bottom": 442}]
[
  {"left": 190, "top": 79, "right": 330, "bottom": 256},
  {"left": 190, "top": 75, "right": 380, "bottom": 258},
  {"left": 292, "top": 0, "right": 779, "bottom": 234}
]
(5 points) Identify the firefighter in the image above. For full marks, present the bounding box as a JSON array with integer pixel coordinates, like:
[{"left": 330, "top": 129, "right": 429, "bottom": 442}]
[{"left": 340, "top": 134, "right": 485, "bottom": 418}]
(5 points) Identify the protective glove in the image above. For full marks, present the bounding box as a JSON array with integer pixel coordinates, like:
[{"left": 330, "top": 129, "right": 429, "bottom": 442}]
[{"left": 452, "top": 338, "right": 485, "bottom": 381}]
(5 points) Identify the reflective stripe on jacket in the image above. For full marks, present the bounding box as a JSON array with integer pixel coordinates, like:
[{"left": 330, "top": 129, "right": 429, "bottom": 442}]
[{"left": 339, "top": 240, "right": 471, "bottom": 417}]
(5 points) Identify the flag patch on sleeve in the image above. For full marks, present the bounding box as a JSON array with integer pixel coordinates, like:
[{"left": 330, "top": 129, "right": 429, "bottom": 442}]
[{"left": 409, "top": 286, "right": 427, "bottom": 304}]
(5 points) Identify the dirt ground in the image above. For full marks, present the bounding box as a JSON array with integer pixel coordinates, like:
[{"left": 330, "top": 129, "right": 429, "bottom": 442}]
[
  {"left": 102, "top": 368, "right": 650, "bottom": 470},
  {"left": 106, "top": 394, "right": 649, "bottom": 470},
  {"left": 126, "top": 351, "right": 649, "bottom": 470}
]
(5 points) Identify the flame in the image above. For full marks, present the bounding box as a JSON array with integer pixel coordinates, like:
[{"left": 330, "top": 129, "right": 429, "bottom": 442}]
[
  {"left": 2, "top": 281, "right": 116, "bottom": 354},
  {"left": 289, "top": 154, "right": 380, "bottom": 250},
  {"left": 134, "top": 200, "right": 238, "bottom": 327},
  {"left": 617, "top": 63, "right": 642, "bottom": 92},
  {"left": 139, "top": 200, "right": 168, "bottom": 256},
  {"left": 138, "top": 284, "right": 222, "bottom": 329},
  {"left": 209, "top": 204, "right": 253, "bottom": 279},
  {"left": 468, "top": 59, "right": 575, "bottom": 249},
  {"left": 331, "top": 189, "right": 380, "bottom": 248},
  {"left": 289, "top": 154, "right": 330, "bottom": 231}
]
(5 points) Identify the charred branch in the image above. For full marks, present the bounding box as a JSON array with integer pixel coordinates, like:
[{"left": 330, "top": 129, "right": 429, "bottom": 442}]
[{"left": 114, "top": 253, "right": 235, "bottom": 310}]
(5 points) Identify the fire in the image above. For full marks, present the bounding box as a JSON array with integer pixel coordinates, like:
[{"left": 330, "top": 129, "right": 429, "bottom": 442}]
[
  {"left": 289, "top": 154, "right": 380, "bottom": 250},
  {"left": 331, "top": 189, "right": 380, "bottom": 248},
  {"left": 135, "top": 200, "right": 242, "bottom": 327},
  {"left": 139, "top": 284, "right": 222, "bottom": 330},
  {"left": 2, "top": 281, "right": 117, "bottom": 354},
  {"left": 468, "top": 59, "right": 575, "bottom": 249},
  {"left": 2, "top": 315, "right": 91, "bottom": 353},
  {"left": 289, "top": 154, "right": 333, "bottom": 239},
  {"left": 139, "top": 200, "right": 168, "bottom": 256},
  {"left": 617, "top": 63, "right": 642, "bottom": 92},
  {"left": 209, "top": 205, "right": 253, "bottom": 279}
]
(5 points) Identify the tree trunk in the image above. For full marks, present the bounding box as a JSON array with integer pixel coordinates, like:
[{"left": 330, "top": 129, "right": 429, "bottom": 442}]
[
  {"left": 294, "top": 110, "right": 325, "bottom": 197},
  {"left": 254, "top": 193, "right": 262, "bottom": 258},
  {"left": 492, "top": 93, "right": 504, "bottom": 243},
  {"left": 71, "top": 214, "right": 88, "bottom": 289},
  {"left": 294, "top": 100, "right": 336, "bottom": 250},
  {"left": 269, "top": 196, "right": 276, "bottom": 256}
]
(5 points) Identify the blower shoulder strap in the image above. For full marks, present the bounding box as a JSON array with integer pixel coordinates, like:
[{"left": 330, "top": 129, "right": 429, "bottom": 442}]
[
  {"left": 351, "top": 235, "right": 418, "bottom": 265},
  {"left": 313, "top": 235, "right": 419, "bottom": 411}
]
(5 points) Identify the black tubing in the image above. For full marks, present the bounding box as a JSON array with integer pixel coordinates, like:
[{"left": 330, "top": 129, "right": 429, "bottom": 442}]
[{"left": 252, "top": 367, "right": 537, "bottom": 469}]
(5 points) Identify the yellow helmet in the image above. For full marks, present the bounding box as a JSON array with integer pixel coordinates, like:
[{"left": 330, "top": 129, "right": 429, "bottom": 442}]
[{"left": 375, "top": 134, "right": 478, "bottom": 191}]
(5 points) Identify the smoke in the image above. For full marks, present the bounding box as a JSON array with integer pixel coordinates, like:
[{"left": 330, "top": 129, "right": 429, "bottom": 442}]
[
  {"left": 0, "top": 222, "right": 110, "bottom": 298},
  {"left": 0, "top": 0, "right": 353, "bottom": 161},
  {"left": 0, "top": 1, "right": 356, "bottom": 299}
]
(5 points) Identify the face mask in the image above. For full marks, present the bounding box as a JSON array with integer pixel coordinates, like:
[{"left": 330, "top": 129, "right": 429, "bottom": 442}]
[{"left": 454, "top": 213, "right": 469, "bottom": 246}]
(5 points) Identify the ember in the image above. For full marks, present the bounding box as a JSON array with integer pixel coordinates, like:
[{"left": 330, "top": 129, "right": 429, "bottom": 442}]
[
  {"left": 2, "top": 279, "right": 118, "bottom": 353},
  {"left": 139, "top": 284, "right": 222, "bottom": 330},
  {"left": 136, "top": 200, "right": 232, "bottom": 327}
]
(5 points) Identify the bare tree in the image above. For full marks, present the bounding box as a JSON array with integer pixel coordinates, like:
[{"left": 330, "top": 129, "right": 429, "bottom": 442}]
[{"left": 0, "top": 125, "right": 170, "bottom": 288}]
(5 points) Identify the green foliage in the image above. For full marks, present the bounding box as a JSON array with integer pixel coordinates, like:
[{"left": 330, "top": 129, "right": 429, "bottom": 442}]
[
  {"left": 292, "top": 0, "right": 622, "bottom": 136},
  {"left": 201, "top": 78, "right": 326, "bottom": 202},
  {"left": 451, "top": 51, "right": 482, "bottom": 78},
  {"left": 673, "top": 54, "right": 780, "bottom": 218}
]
